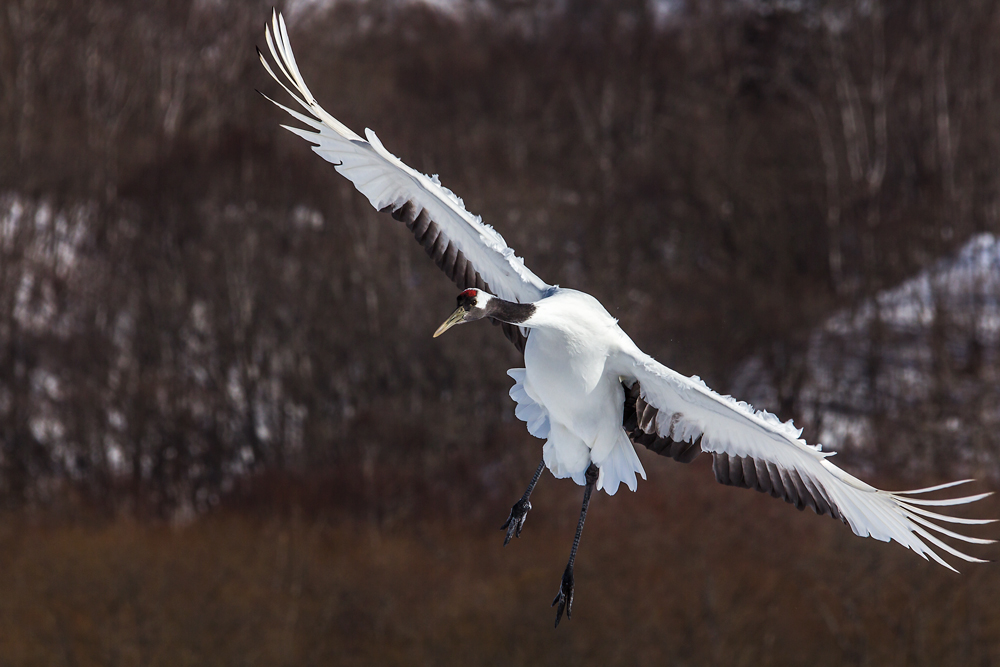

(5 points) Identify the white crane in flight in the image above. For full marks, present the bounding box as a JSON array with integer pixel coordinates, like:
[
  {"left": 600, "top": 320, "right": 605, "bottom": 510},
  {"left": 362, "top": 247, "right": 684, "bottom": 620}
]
[{"left": 258, "top": 10, "right": 993, "bottom": 627}]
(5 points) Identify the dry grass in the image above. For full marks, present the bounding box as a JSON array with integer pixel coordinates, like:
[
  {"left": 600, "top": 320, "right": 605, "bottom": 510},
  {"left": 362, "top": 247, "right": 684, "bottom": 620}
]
[{"left": 1, "top": 456, "right": 998, "bottom": 666}]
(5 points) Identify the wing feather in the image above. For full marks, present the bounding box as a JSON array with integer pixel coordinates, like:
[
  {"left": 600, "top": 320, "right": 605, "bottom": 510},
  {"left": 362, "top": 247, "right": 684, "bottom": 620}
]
[
  {"left": 259, "top": 11, "right": 551, "bottom": 351},
  {"left": 618, "top": 351, "right": 995, "bottom": 569}
]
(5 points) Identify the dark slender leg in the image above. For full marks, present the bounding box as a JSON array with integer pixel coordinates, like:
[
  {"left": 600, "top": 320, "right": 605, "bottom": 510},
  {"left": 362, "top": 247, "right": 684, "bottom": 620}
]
[
  {"left": 502, "top": 459, "right": 545, "bottom": 546},
  {"left": 552, "top": 463, "right": 598, "bottom": 628}
]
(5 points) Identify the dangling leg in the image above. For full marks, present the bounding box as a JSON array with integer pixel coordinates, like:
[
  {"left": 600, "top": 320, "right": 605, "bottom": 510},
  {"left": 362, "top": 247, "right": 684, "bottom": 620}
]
[
  {"left": 552, "top": 463, "right": 599, "bottom": 628},
  {"left": 502, "top": 459, "right": 545, "bottom": 546}
]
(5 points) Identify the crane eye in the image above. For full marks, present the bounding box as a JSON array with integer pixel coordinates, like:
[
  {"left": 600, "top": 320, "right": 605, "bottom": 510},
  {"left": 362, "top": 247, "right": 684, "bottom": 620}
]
[{"left": 456, "top": 293, "right": 476, "bottom": 310}]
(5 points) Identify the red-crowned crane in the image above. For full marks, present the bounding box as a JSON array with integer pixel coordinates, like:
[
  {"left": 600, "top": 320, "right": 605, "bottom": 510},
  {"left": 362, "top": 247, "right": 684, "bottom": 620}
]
[{"left": 259, "top": 10, "right": 993, "bottom": 628}]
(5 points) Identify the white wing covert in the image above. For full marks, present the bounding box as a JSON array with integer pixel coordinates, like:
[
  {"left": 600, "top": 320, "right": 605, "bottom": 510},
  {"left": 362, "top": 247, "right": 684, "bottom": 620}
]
[
  {"left": 619, "top": 351, "right": 995, "bottom": 570},
  {"left": 259, "top": 11, "right": 551, "bottom": 350}
]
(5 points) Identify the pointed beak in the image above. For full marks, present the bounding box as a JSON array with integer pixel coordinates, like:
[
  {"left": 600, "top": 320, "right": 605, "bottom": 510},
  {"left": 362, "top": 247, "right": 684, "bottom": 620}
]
[{"left": 433, "top": 307, "right": 467, "bottom": 338}]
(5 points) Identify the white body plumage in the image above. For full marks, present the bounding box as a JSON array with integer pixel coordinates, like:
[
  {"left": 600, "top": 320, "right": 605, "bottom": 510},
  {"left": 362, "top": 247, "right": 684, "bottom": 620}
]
[{"left": 509, "top": 288, "right": 646, "bottom": 494}]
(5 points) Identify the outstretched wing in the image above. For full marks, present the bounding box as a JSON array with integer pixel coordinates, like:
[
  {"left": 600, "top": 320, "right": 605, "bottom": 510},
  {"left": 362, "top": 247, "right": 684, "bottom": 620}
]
[
  {"left": 617, "top": 351, "right": 995, "bottom": 570},
  {"left": 258, "top": 10, "right": 551, "bottom": 351}
]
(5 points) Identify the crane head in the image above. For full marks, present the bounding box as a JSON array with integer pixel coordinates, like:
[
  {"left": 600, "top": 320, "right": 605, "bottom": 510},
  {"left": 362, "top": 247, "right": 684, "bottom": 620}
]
[{"left": 433, "top": 289, "right": 494, "bottom": 337}]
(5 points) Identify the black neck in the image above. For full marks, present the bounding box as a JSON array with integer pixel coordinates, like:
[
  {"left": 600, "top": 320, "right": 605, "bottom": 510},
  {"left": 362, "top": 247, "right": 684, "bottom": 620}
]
[{"left": 486, "top": 298, "right": 536, "bottom": 325}]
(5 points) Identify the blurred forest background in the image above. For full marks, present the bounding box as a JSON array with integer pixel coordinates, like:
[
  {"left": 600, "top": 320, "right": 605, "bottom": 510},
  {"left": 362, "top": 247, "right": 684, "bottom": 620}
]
[{"left": 2, "top": 0, "right": 1000, "bottom": 664}]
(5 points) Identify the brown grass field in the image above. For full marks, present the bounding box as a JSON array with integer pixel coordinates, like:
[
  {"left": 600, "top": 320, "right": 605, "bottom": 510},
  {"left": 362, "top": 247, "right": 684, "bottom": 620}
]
[{"left": 1, "top": 454, "right": 997, "bottom": 667}]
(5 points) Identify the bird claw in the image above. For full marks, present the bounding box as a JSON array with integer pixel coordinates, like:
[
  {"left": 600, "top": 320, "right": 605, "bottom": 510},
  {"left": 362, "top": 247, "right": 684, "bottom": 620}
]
[
  {"left": 501, "top": 498, "right": 532, "bottom": 546},
  {"left": 551, "top": 565, "right": 574, "bottom": 627}
]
